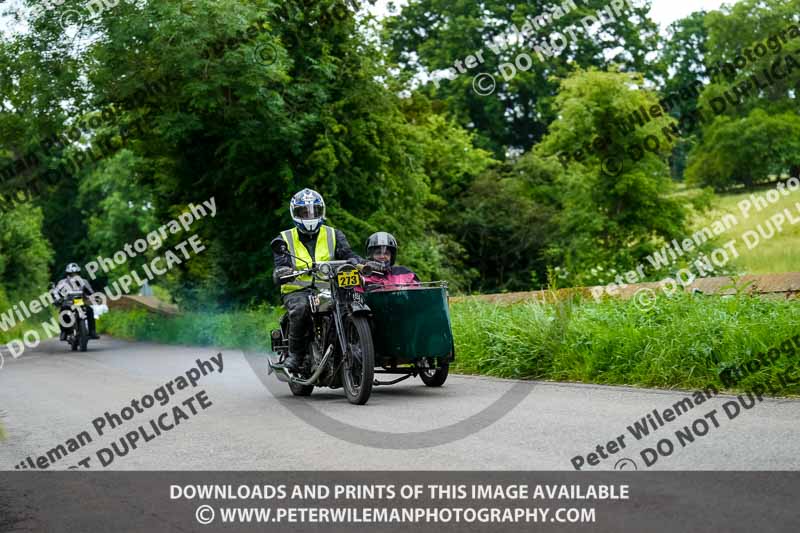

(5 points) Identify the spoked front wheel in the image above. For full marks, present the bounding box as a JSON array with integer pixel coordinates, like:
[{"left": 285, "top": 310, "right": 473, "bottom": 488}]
[
  {"left": 78, "top": 318, "right": 89, "bottom": 352},
  {"left": 289, "top": 381, "right": 314, "bottom": 396},
  {"left": 341, "top": 316, "right": 374, "bottom": 405}
]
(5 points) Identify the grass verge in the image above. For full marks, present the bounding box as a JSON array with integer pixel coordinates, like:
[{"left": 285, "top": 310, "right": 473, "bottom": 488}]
[
  {"left": 97, "top": 305, "right": 283, "bottom": 351},
  {"left": 0, "top": 316, "right": 53, "bottom": 346},
  {"left": 99, "top": 293, "right": 800, "bottom": 394},
  {"left": 453, "top": 293, "right": 800, "bottom": 394}
]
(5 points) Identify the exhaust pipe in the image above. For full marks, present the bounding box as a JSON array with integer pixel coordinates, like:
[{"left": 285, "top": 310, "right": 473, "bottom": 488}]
[
  {"left": 269, "top": 346, "right": 334, "bottom": 386},
  {"left": 291, "top": 345, "right": 334, "bottom": 386}
]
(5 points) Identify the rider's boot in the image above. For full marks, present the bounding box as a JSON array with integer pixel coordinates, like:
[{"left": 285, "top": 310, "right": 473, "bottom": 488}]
[
  {"left": 281, "top": 351, "right": 304, "bottom": 372},
  {"left": 60, "top": 330, "right": 67, "bottom": 341},
  {"left": 279, "top": 336, "right": 306, "bottom": 372}
]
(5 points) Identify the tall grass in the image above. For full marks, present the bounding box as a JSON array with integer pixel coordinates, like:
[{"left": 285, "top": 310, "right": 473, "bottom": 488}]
[
  {"left": 452, "top": 293, "right": 800, "bottom": 393},
  {"left": 99, "top": 293, "right": 800, "bottom": 394}
]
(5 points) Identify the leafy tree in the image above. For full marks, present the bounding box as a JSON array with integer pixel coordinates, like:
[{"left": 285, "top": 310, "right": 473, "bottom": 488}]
[
  {"left": 686, "top": 110, "right": 800, "bottom": 190},
  {"left": 536, "top": 69, "right": 688, "bottom": 277},
  {"left": 687, "top": 0, "right": 800, "bottom": 186},
  {"left": 3, "top": 0, "right": 494, "bottom": 305},
  {"left": 448, "top": 152, "right": 562, "bottom": 292},
  {"left": 384, "top": 0, "right": 661, "bottom": 157},
  {"left": 0, "top": 201, "right": 53, "bottom": 303},
  {"left": 658, "top": 11, "right": 710, "bottom": 180},
  {"left": 76, "top": 149, "right": 158, "bottom": 285},
  {"left": 659, "top": 11, "right": 711, "bottom": 118}
]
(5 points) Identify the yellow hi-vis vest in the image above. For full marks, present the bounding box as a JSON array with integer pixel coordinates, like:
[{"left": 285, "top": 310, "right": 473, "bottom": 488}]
[{"left": 280, "top": 226, "right": 337, "bottom": 294}]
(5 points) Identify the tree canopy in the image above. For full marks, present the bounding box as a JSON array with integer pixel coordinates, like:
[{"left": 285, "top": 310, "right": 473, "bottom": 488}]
[{"left": 0, "top": 0, "right": 794, "bottom": 305}]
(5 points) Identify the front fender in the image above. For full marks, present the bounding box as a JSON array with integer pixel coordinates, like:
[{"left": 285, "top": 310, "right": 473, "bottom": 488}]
[{"left": 349, "top": 301, "right": 371, "bottom": 315}]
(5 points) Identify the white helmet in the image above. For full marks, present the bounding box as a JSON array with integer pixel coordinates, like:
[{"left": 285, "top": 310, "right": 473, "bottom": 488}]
[
  {"left": 290, "top": 188, "right": 326, "bottom": 234},
  {"left": 65, "top": 263, "right": 81, "bottom": 274}
]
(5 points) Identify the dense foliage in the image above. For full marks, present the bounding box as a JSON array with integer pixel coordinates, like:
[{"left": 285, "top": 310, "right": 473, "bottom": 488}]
[
  {"left": 0, "top": 200, "right": 52, "bottom": 306},
  {"left": 0, "top": 0, "right": 796, "bottom": 306}
]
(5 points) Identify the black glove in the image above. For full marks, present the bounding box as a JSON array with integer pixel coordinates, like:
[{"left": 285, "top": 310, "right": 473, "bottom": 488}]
[
  {"left": 365, "top": 261, "right": 386, "bottom": 274},
  {"left": 273, "top": 267, "right": 294, "bottom": 285}
]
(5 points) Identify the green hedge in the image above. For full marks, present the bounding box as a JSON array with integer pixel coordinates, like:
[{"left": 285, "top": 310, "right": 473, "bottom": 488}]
[
  {"left": 98, "top": 305, "right": 282, "bottom": 350},
  {"left": 99, "top": 293, "right": 800, "bottom": 394}
]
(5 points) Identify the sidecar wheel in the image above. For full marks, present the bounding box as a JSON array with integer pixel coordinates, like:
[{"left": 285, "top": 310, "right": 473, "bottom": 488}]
[
  {"left": 420, "top": 364, "right": 449, "bottom": 387},
  {"left": 289, "top": 382, "right": 314, "bottom": 396},
  {"left": 342, "top": 316, "right": 374, "bottom": 405}
]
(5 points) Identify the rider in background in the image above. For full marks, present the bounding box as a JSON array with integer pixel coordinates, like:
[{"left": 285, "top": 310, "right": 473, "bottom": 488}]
[
  {"left": 52, "top": 263, "right": 100, "bottom": 340},
  {"left": 361, "top": 232, "right": 420, "bottom": 289}
]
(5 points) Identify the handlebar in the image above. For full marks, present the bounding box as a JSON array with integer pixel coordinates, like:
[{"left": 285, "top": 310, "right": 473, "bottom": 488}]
[{"left": 279, "top": 261, "right": 380, "bottom": 282}]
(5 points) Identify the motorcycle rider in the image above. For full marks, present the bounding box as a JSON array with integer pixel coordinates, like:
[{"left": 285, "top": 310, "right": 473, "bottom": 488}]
[
  {"left": 361, "top": 232, "right": 420, "bottom": 288},
  {"left": 52, "top": 263, "right": 100, "bottom": 340},
  {"left": 272, "top": 189, "right": 377, "bottom": 372}
]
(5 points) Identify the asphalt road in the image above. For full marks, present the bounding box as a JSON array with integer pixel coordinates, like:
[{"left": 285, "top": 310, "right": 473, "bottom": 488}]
[{"left": 1, "top": 338, "right": 799, "bottom": 471}]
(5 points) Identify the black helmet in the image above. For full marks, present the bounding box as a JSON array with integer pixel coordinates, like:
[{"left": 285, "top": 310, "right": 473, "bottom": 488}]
[{"left": 365, "top": 232, "right": 398, "bottom": 266}]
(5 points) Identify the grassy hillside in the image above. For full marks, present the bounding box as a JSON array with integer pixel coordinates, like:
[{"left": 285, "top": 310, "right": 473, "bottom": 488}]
[{"left": 695, "top": 185, "right": 800, "bottom": 274}]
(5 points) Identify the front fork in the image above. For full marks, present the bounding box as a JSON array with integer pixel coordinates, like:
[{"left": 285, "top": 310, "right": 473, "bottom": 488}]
[{"left": 334, "top": 299, "right": 372, "bottom": 365}]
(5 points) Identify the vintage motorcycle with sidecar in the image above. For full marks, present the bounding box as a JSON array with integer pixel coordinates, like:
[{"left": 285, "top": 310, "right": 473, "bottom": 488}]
[{"left": 268, "top": 238, "right": 455, "bottom": 405}]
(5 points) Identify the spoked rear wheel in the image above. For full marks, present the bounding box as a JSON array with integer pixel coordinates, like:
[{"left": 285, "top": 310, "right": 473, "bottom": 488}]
[{"left": 341, "top": 316, "right": 374, "bottom": 405}]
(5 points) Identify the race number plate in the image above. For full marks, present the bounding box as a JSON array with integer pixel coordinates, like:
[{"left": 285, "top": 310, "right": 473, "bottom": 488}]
[
  {"left": 337, "top": 271, "right": 360, "bottom": 288},
  {"left": 73, "top": 298, "right": 84, "bottom": 306}
]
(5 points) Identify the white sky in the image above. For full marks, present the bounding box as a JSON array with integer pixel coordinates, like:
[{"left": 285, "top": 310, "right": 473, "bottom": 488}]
[{"left": 371, "top": 0, "right": 737, "bottom": 29}]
